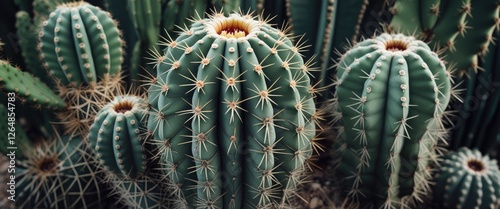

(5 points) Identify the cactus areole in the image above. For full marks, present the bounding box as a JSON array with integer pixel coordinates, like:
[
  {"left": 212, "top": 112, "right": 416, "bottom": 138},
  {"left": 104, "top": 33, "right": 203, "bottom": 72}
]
[
  {"left": 332, "top": 33, "right": 452, "bottom": 208},
  {"left": 148, "top": 12, "right": 316, "bottom": 208}
]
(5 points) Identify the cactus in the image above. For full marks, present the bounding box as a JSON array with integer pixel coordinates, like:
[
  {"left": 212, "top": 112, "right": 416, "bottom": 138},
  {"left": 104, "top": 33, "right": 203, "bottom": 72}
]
[
  {"left": 0, "top": 60, "right": 65, "bottom": 109},
  {"left": 38, "top": 2, "right": 125, "bottom": 136},
  {"left": 147, "top": 11, "right": 318, "bottom": 208},
  {"left": 39, "top": 1, "right": 124, "bottom": 87},
  {"left": 89, "top": 94, "right": 151, "bottom": 179},
  {"left": 329, "top": 33, "right": 453, "bottom": 208},
  {"left": 433, "top": 147, "right": 500, "bottom": 209},
  {"left": 17, "top": 134, "right": 108, "bottom": 209}
]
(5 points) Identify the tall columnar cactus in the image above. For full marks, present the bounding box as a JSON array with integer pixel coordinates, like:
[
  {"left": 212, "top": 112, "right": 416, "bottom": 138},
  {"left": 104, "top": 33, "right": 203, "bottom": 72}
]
[
  {"left": 433, "top": 147, "right": 500, "bottom": 209},
  {"left": 89, "top": 95, "right": 151, "bottom": 179},
  {"left": 147, "top": 11, "right": 318, "bottom": 208},
  {"left": 329, "top": 33, "right": 453, "bottom": 208},
  {"left": 17, "top": 135, "right": 108, "bottom": 209},
  {"left": 38, "top": 2, "right": 125, "bottom": 136},
  {"left": 39, "top": 1, "right": 123, "bottom": 87}
]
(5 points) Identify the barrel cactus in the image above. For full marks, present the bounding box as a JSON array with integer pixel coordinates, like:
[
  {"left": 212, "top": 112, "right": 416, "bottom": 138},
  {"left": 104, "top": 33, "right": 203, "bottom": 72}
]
[
  {"left": 329, "top": 33, "right": 453, "bottom": 208},
  {"left": 88, "top": 94, "right": 151, "bottom": 179},
  {"left": 147, "top": 11, "right": 318, "bottom": 208},
  {"left": 433, "top": 147, "right": 500, "bottom": 209},
  {"left": 38, "top": 1, "right": 124, "bottom": 136},
  {"left": 17, "top": 135, "right": 108, "bottom": 209}
]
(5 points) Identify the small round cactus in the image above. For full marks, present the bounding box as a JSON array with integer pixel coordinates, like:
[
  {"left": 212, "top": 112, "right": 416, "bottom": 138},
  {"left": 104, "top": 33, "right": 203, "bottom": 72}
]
[
  {"left": 433, "top": 147, "right": 500, "bottom": 209},
  {"left": 147, "top": 11, "right": 318, "bottom": 208},
  {"left": 329, "top": 33, "right": 453, "bottom": 208},
  {"left": 39, "top": 1, "right": 123, "bottom": 87},
  {"left": 89, "top": 95, "right": 151, "bottom": 179}
]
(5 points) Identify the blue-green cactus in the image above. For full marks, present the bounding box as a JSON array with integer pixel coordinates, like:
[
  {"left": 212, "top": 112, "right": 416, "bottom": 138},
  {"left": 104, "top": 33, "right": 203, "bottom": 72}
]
[
  {"left": 39, "top": 1, "right": 123, "bottom": 87},
  {"left": 330, "top": 33, "right": 453, "bottom": 208},
  {"left": 89, "top": 95, "right": 151, "bottom": 179},
  {"left": 433, "top": 147, "right": 500, "bottom": 209},
  {"left": 147, "top": 11, "right": 318, "bottom": 208}
]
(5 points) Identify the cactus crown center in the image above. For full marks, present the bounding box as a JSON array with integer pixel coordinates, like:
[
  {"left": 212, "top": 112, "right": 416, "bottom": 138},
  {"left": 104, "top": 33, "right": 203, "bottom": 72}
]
[
  {"left": 467, "top": 159, "right": 485, "bottom": 172},
  {"left": 113, "top": 101, "right": 134, "bottom": 113},
  {"left": 385, "top": 40, "right": 408, "bottom": 51},
  {"left": 215, "top": 19, "right": 251, "bottom": 38},
  {"left": 37, "top": 157, "right": 59, "bottom": 173}
]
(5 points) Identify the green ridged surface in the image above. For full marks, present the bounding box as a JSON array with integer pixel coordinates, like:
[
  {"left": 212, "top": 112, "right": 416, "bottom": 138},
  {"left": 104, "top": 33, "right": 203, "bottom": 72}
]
[
  {"left": 433, "top": 148, "right": 500, "bottom": 209},
  {"left": 443, "top": 0, "right": 500, "bottom": 73},
  {"left": 89, "top": 95, "right": 150, "bottom": 179},
  {"left": 0, "top": 60, "right": 65, "bottom": 109},
  {"left": 39, "top": 2, "right": 123, "bottom": 87},
  {"left": 390, "top": 0, "right": 471, "bottom": 49},
  {"left": 17, "top": 135, "right": 107, "bottom": 209},
  {"left": 331, "top": 33, "right": 452, "bottom": 208},
  {"left": 148, "top": 12, "right": 316, "bottom": 209}
]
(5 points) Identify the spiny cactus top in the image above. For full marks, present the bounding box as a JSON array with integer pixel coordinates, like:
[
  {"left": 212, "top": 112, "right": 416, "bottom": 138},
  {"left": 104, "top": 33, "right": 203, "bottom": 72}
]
[
  {"left": 17, "top": 136, "right": 107, "bottom": 209},
  {"left": 433, "top": 148, "right": 500, "bottom": 209},
  {"left": 148, "top": 12, "right": 317, "bottom": 209},
  {"left": 89, "top": 95, "right": 150, "bottom": 179},
  {"left": 39, "top": 2, "right": 123, "bottom": 87},
  {"left": 331, "top": 33, "right": 452, "bottom": 208}
]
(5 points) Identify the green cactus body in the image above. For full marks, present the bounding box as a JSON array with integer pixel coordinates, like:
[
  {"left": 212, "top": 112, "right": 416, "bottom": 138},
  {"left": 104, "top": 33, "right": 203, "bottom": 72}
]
[
  {"left": 17, "top": 135, "right": 107, "bottom": 209},
  {"left": 0, "top": 60, "right": 65, "bottom": 109},
  {"left": 148, "top": 12, "right": 316, "bottom": 208},
  {"left": 39, "top": 2, "right": 123, "bottom": 87},
  {"left": 433, "top": 148, "right": 500, "bottom": 209},
  {"left": 331, "top": 33, "right": 452, "bottom": 208},
  {"left": 89, "top": 95, "right": 150, "bottom": 179}
]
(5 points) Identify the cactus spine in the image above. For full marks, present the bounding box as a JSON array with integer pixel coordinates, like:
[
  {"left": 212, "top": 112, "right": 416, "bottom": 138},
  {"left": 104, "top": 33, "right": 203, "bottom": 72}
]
[
  {"left": 330, "top": 33, "right": 452, "bottom": 208},
  {"left": 147, "top": 11, "right": 317, "bottom": 208},
  {"left": 89, "top": 95, "right": 151, "bottom": 179},
  {"left": 433, "top": 148, "right": 500, "bottom": 209}
]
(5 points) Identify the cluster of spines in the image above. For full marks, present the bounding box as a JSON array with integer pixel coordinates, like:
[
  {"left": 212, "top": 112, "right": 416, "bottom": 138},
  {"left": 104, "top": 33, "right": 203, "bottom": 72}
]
[
  {"left": 106, "top": 172, "right": 174, "bottom": 209},
  {"left": 433, "top": 147, "right": 500, "bottom": 209},
  {"left": 88, "top": 95, "right": 151, "bottom": 179},
  {"left": 16, "top": 135, "right": 107, "bottom": 209},
  {"left": 147, "top": 11, "right": 319, "bottom": 208},
  {"left": 329, "top": 33, "right": 453, "bottom": 208}
]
